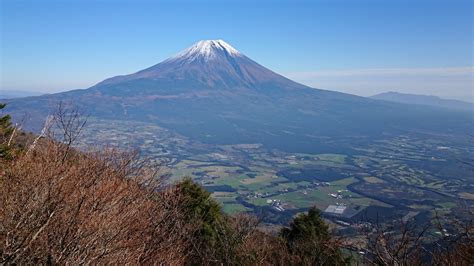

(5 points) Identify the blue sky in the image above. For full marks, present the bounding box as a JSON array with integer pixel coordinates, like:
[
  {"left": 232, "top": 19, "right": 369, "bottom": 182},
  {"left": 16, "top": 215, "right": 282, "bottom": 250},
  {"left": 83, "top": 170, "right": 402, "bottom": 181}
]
[{"left": 1, "top": 0, "right": 472, "bottom": 100}]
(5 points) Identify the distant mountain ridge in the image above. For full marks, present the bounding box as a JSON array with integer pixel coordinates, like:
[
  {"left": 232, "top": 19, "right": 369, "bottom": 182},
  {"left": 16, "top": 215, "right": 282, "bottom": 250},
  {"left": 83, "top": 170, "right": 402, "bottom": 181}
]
[
  {"left": 4, "top": 40, "right": 473, "bottom": 153},
  {"left": 371, "top": 91, "right": 473, "bottom": 111},
  {"left": 0, "top": 90, "right": 44, "bottom": 99}
]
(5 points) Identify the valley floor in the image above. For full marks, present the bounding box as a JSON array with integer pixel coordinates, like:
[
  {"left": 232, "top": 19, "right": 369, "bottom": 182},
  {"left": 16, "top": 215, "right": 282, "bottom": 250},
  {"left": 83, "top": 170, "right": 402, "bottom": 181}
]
[{"left": 77, "top": 118, "right": 474, "bottom": 233}]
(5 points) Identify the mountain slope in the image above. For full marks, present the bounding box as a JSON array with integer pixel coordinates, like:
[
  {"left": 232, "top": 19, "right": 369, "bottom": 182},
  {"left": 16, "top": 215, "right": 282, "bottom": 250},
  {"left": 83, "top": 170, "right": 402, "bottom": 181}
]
[
  {"left": 371, "top": 91, "right": 473, "bottom": 111},
  {"left": 5, "top": 40, "right": 473, "bottom": 153},
  {"left": 97, "top": 40, "right": 305, "bottom": 91}
]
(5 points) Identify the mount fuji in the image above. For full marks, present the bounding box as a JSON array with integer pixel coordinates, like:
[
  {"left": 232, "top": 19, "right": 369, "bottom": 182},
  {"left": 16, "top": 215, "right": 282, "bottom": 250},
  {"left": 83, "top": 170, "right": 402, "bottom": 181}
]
[
  {"left": 95, "top": 40, "right": 307, "bottom": 91},
  {"left": 4, "top": 40, "right": 472, "bottom": 153}
]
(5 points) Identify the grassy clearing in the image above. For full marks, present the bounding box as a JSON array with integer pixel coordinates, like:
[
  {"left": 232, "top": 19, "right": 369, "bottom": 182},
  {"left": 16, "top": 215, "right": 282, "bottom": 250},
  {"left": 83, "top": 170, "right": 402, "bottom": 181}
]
[
  {"left": 221, "top": 203, "right": 250, "bottom": 214},
  {"left": 409, "top": 204, "right": 433, "bottom": 210},
  {"left": 247, "top": 197, "right": 271, "bottom": 206},
  {"left": 240, "top": 172, "right": 276, "bottom": 185},
  {"left": 364, "top": 176, "right": 384, "bottom": 184},
  {"left": 331, "top": 177, "right": 358, "bottom": 187},
  {"left": 212, "top": 191, "right": 237, "bottom": 203},
  {"left": 316, "top": 154, "right": 346, "bottom": 164},
  {"left": 274, "top": 190, "right": 329, "bottom": 209},
  {"left": 459, "top": 192, "right": 474, "bottom": 200}
]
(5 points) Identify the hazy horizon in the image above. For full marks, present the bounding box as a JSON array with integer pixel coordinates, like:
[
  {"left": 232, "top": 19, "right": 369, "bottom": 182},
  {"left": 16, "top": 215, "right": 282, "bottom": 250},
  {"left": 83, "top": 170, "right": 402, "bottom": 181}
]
[{"left": 2, "top": 64, "right": 472, "bottom": 103}]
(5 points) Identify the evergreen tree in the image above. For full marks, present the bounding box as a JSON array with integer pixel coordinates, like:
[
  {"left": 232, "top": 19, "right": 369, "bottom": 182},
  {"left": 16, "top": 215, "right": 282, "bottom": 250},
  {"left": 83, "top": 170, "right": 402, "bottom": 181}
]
[
  {"left": 281, "top": 207, "right": 348, "bottom": 265},
  {"left": 177, "top": 177, "right": 223, "bottom": 239},
  {"left": 176, "top": 177, "right": 235, "bottom": 264},
  {"left": 0, "top": 103, "right": 14, "bottom": 159}
]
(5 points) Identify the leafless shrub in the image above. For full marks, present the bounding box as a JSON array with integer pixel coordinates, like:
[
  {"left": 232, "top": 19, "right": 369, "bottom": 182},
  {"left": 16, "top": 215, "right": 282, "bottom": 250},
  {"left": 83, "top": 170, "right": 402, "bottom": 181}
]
[
  {"left": 430, "top": 210, "right": 474, "bottom": 265},
  {"left": 362, "top": 212, "right": 473, "bottom": 265},
  {"left": 363, "top": 218, "right": 427, "bottom": 265},
  {"left": 230, "top": 214, "right": 291, "bottom": 265},
  {"left": 0, "top": 137, "right": 200, "bottom": 264}
]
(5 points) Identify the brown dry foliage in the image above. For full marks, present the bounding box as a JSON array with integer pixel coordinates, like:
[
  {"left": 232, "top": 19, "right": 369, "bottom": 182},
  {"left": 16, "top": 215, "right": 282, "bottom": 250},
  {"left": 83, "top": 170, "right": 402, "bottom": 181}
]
[{"left": 0, "top": 138, "right": 197, "bottom": 264}]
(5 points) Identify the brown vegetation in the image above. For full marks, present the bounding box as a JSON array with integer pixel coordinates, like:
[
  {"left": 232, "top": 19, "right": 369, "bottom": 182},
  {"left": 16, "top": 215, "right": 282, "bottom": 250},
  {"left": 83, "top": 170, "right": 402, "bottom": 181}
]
[{"left": 1, "top": 139, "right": 193, "bottom": 263}]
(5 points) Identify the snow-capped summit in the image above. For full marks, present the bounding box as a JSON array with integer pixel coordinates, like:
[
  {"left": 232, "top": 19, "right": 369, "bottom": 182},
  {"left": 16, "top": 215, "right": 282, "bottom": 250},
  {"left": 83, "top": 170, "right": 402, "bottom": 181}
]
[
  {"left": 97, "top": 39, "right": 306, "bottom": 90},
  {"left": 170, "top": 40, "right": 242, "bottom": 62}
]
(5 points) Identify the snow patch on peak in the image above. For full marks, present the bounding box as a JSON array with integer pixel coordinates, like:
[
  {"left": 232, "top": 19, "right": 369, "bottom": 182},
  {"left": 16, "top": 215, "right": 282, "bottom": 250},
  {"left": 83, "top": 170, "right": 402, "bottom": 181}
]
[{"left": 171, "top": 39, "right": 242, "bottom": 62}]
